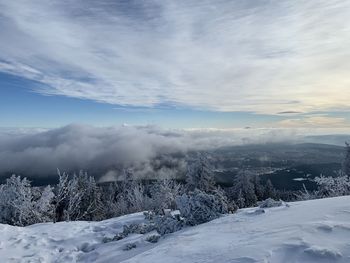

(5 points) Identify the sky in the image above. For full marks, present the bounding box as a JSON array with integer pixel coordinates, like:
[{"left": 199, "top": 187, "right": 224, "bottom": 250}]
[{"left": 1, "top": 0, "right": 350, "bottom": 129}]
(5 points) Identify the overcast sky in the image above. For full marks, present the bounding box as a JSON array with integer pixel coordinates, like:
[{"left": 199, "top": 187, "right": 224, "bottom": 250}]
[{"left": 1, "top": 0, "right": 350, "bottom": 129}]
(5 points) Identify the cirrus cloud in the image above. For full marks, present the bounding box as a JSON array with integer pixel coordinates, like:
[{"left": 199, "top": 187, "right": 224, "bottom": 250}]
[{"left": 0, "top": 0, "right": 350, "bottom": 114}]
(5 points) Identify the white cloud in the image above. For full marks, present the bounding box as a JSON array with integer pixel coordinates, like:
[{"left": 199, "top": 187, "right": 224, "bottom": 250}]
[
  {"left": 0, "top": 124, "right": 349, "bottom": 179},
  {"left": 0, "top": 0, "right": 350, "bottom": 114},
  {"left": 278, "top": 115, "right": 349, "bottom": 128},
  {"left": 0, "top": 124, "right": 306, "bottom": 177}
]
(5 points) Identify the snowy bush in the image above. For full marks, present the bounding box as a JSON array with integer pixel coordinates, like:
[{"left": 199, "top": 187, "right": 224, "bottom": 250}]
[
  {"left": 154, "top": 214, "right": 183, "bottom": 235},
  {"left": 112, "top": 232, "right": 127, "bottom": 241},
  {"left": 143, "top": 211, "right": 155, "bottom": 220},
  {"left": 0, "top": 175, "right": 55, "bottom": 226},
  {"left": 34, "top": 185, "right": 55, "bottom": 222},
  {"left": 123, "top": 222, "right": 156, "bottom": 235},
  {"left": 258, "top": 198, "right": 286, "bottom": 208},
  {"left": 176, "top": 189, "right": 228, "bottom": 226},
  {"left": 146, "top": 233, "right": 161, "bottom": 243},
  {"left": 114, "top": 179, "right": 153, "bottom": 216},
  {"left": 0, "top": 175, "right": 34, "bottom": 226},
  {"left": 123, "top": 242, "right": 137, "bottom": 251},
  {"left": 315, "top": 173, "right": 350, "bottom": 197},
  {"left": 149, "top": 179, "right": 182, "bottom": 214}
]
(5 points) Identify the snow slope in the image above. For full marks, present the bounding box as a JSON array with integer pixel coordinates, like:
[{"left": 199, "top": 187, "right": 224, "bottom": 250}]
[{"left": 1, "top": 196, "right": 350, "bottom": 263}]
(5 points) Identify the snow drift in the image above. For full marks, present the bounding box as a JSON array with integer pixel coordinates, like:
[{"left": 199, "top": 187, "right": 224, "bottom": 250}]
[{"left": 1, "top": 196, "right": 350, "bottom": 262}]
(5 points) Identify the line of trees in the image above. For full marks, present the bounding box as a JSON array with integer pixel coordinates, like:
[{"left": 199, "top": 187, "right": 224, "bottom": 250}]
[{"left": 0, "top": 156, "right": 277, "bottom": 226}]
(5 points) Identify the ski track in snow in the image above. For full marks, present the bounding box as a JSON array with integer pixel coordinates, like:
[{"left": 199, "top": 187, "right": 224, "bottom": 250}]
[{"left": 1, "top": 196, "right": 350, "bottom": 263}]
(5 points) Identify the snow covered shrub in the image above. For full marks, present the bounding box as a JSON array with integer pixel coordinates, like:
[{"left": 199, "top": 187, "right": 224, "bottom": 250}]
[
  {"left": 114, "top": 179, "right": 153, "bottom": 215},
  {"left": 315, "top": 173, "right": 350, "bottom": 197},
  {"left": 102, "top": 236, "right": 114, "bottom": 243},
  {"left": 295, "top": 183, "right": 317, "bottom": 201},
  {"left": 125, "top": 183, "right": 149, "bottom": 212},
  {"left": 123, "top": 242, "right": 137, "bottom": 251},
  {"left": 123, "top": 222, "right": 156, "bottom": 235},
  {"left": 143, "top": 211, "right": 155, "bottom": 220},
  {"left": 112, "top": 222, "right": 157, "bottom": 242},
  {"left": 34, "top": 185, "right": 55, "bottom": 222},
  {"left": 0, "top": 175, "right": 55, "bottom": 226},
  {"left": 154, "top": 214, "right": 183, "bottom": 235},
  {"left": 176, "top": 189, "right": 228, "bottom": 226},
  {"left": 258, "top": 198, "right": 285, "bottom": 208},
  {"left": 146, "top": 233, "right": 161, "bottom": 243},
  {"left": 0, "top": 175, "right": 34, "bottom": 226},
  {"left": 227, "top": 200, "right": 239, "bottom": 213},
  {"left": 149, "top": 179, "right": 182, "bottom": 214}
]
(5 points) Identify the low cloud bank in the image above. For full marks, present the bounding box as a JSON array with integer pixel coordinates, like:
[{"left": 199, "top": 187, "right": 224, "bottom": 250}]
[{"left": 0, "top": 124, "right": 348, "bottom": 181}]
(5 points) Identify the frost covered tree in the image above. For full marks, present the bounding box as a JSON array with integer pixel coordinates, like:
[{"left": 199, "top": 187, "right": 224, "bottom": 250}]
[
  {"left": 125, "top": 182, "right": 149, "bottom": 212},
  {"left": 263, "top": 179, "right": 276, "bottom": 200},
  {"left": 34, "top": 185, "right": 55, "bottom": 222},
  {"left": 73, "top": 171, "right": 105, "bottom": 221},
  {"left": 235, "top": 189, "right": 245, "bottom": 208},
  {"left": 233, "top": 170, "right": 257, "bottom": 207},
  {"left": 113, "top": 177, "right": 152, "bottom": 215},
  {"left": 186, "top": 155, "right": 216, "bottom": 193},
  {"left": 315, "top": 172, "right": 350, "bottom": 197},
  {"left": 252, "top": 174, "right": 265, "bottom": 201},
  {"left": 53, "top": 170, "right": 70, "bottom": 222},
  {"left": 102, "top": 182, "right": 119, "bottom": 218},
  {"left": 149, "top": 179, "right": 182, "bottom": 214},
  {"left": 0, "top": 175, "right": 54, "bottom": 226},
  {"left": 0, "top": 175, "right": 34, "bottom": 226},
  {"left": 63, "top": 173, "right": 84, "bottom": 221},
  {"left": 53, "top": 170, "right": 105, "bottom": 222}
]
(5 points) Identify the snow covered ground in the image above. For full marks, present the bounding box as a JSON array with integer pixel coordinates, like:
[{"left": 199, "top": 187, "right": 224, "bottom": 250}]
[{"left": 1, "top": 196, "right": 350, "bottom": 263}]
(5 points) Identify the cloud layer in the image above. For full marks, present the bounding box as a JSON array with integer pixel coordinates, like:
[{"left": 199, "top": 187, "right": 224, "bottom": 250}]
[
  {"left": 0, "top": 124, "right": 320, "bottom": 180},
  {"left": 1, "top": 0, "right": 350, "bottom": 114}
]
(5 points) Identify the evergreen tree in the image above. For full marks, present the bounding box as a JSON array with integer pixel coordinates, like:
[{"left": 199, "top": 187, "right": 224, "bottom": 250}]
[
  {"left": 53, "top": 170, "right": 70, "bottom": 223},
  {"left": 263, "top": 179, "right": 276, "bottom": 199},
  {"left": 233, "top": 170, "right": 257, "bottom": 207},
  {"left": 236, "top": 189, "right": 245, "bottom": 208},
  {"left": 186, "top": 155, "right": 216, "bottom": 193},
  {"left": 252, "top": 174, "right": 264, "bottom": 200},
  {"left": 102, "top": 182, "right": 119, "bottom": 218},
  {"left": 74, "top": 171, "right": 105, "bottom": 220}
]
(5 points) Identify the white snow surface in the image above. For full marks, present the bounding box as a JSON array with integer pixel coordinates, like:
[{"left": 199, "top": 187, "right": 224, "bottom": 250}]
[{"left": 1, "top": 196, "right": 350, "bottom": 263}]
